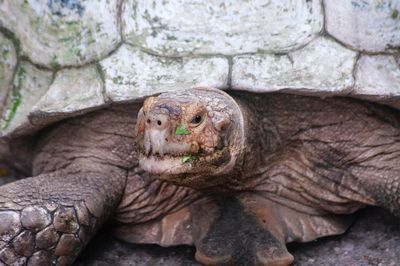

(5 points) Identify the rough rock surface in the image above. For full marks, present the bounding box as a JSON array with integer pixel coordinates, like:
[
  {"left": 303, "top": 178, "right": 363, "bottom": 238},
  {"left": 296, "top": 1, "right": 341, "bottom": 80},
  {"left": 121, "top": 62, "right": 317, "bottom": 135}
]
[
  {"left": 122, "top": 0, "right": 323, "bottom": 56},
  {"left": 354, "top": 55, "right": 400, "bottom": 97},
  {"left": 30, "top": 65, "right": 106, "bottom": 126},
  {"left": 1, "top": 62, "right": 53, "bottom": 136},
  {"left": 232, "top": 37, "right": 357, "bottom": 93},
  {"left": 0, "top": 0, "right": 121, "bottom": 66},
  {"left": 75, "top": 208, "right": 400, "bottom": 266},
  {"left": 100, "top": 45, "right": 229, "bottom": 102},
  {"left": 0, "top": 31, "right": 17, "bottom": 112},
  {"left": 325, "top": 0, "right": 400, "bottom": 53}
]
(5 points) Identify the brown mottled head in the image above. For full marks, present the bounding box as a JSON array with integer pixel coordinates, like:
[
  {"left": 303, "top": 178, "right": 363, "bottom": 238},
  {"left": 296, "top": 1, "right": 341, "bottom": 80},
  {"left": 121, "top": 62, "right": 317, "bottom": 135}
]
[{"left": 135, "top": 87, "right": 245, "bottom": 188}]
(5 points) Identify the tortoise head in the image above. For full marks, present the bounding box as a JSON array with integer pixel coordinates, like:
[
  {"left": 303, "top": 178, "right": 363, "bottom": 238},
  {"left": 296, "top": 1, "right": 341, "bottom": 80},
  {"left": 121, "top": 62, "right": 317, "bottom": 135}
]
[{"left": 134, "top": 87, "right": 245, "bottom": 188}]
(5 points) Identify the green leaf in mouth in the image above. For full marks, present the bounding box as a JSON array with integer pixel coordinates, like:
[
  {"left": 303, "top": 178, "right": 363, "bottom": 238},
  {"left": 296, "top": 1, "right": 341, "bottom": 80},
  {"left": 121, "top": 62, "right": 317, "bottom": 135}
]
[
  {"left": 175, "top": 124, "right": 190, "bottom": 135},
  {"left": 182, "top": 155, "right": 199, "bottom": 163},
  {"left": 182, "top": 155, "right": 191, "bottom": 163}
]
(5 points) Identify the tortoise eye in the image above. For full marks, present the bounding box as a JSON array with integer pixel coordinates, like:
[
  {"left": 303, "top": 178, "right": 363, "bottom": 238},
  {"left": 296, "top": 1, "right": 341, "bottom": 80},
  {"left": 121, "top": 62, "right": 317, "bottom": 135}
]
[{"left": 191, "top": 115, "right": 202, "bottom": 125}]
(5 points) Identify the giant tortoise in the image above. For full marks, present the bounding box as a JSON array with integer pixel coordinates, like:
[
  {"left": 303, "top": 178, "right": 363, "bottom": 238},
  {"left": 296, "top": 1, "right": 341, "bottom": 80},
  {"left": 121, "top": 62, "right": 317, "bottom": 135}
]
[{"left": 0, "top": 0, "right": 400, "bottom": 265}]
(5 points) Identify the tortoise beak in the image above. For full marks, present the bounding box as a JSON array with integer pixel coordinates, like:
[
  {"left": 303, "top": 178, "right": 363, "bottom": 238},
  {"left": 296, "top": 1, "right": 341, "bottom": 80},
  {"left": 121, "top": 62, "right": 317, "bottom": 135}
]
[{"left": 135, "top": 99, "right": 193, "bottom": 157}]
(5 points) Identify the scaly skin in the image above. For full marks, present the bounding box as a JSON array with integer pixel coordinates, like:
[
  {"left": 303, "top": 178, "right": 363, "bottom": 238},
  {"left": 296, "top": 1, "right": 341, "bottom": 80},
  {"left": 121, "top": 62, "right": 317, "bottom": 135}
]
[
  {"left": 0, "top": 105, "right": 198, "bottom": 265},
  {"left": 135, "top": 88, "right": 400, "bottom": 265},
  {"left": 1, "top": 88, "right": 400, "bottom": 265}
]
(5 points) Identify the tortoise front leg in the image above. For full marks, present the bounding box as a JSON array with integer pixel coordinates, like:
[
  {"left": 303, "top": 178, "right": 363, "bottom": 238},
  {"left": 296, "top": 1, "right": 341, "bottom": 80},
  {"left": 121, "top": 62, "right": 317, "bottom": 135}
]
[
  {"left": 0, "top": 165, "right": 126, "bottom": 266},
  {"left": 190, "top": 196, "right": 294, "bottom": 266},
  {"left": 350, "top": 164, "right": 400, "bottom": 216}
]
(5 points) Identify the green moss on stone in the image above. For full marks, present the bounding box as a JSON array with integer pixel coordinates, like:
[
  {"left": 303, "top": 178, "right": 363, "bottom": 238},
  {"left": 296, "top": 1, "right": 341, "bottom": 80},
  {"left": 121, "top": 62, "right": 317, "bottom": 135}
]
[
  {"left": 50, "top": 55, "right": 61, "bottom": 70},
  {"left": 63, "top": 48, "right": 80, "bottom": 61},
  {"left": 2, "top": 67, "right": 25, "bottom": 130},
  {"left": 1, "top": 49, "right": 9, "bottom": 60},
  {"left": 392, "top": 9, "right": 399, "bottom": 19},
  {"left": 166, "top": 35, "right": 177, "bottom": 41},
  {"left": 58, "top": 35, "right": 76, "bottom": 44},
  {"left": 112, "top": 76, "right": 123, "bottom": 84},
  {"left": 65, "top": 21, "right": 80, "bottom": 32},
  {"left": 21, "top": 0, "right": 29, "bottom": 9}
]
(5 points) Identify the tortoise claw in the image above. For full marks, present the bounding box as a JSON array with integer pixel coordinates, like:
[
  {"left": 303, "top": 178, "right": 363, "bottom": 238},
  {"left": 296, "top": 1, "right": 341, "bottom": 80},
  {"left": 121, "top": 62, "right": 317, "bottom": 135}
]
[
  {"left": 195, "top": 250, "right": 232, "bottom": 265},
  {"left": 256, "top": 249, "right": 294, "bottom": 266},
  {"left": 192, "top": 196, "right": 293, "bottom": 266},
  {"left": 195, "top": 236, "right": 293, "bottom": 266}
]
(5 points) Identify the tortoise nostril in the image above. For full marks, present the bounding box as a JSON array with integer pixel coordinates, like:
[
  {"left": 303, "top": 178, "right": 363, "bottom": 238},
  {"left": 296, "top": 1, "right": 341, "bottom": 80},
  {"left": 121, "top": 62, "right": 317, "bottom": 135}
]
[
  {"left": 157, "top": 120, "right": 162, "bottom": 126},
  {"left": 147, "top": 119, "right": 151, "bottom": 124}
]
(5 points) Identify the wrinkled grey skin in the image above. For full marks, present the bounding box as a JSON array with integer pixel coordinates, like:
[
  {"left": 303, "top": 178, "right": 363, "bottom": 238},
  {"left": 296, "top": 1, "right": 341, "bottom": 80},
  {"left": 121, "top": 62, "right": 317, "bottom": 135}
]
[{"left": 0, "top": 88, "right": 400, "bottom": 265}]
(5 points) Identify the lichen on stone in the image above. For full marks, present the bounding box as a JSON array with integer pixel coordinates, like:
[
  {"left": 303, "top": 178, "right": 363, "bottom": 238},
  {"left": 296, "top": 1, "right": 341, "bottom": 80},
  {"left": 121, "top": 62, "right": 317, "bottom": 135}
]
[{"left": 2, "top": 67, "right": 25, "bottom": 130}]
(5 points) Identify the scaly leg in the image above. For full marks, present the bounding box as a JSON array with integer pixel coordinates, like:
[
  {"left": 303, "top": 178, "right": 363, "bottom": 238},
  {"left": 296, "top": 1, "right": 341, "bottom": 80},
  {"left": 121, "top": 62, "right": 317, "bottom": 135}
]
[
  {"left": 191, "top": 196, "right": 294, "bottom": 266},
  {"left": 0, "top": 163, "right": 126, "bottom": 266}
]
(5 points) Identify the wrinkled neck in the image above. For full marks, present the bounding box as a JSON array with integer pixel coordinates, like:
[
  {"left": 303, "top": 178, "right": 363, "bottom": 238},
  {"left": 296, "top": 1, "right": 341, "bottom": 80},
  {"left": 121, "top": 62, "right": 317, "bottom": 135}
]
[
  {"left": 221, "top": 93, "right": 286, "bottom": 190},
  {"left": 217, "top": 97, "right": 264, "bottom": 190}
]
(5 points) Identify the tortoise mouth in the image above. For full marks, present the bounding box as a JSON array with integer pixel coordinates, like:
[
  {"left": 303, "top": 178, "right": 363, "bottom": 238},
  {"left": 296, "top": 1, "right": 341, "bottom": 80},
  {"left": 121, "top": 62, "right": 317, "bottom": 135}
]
[{"left": 138, "top": 147, "right": 229, "bottom": 176}]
